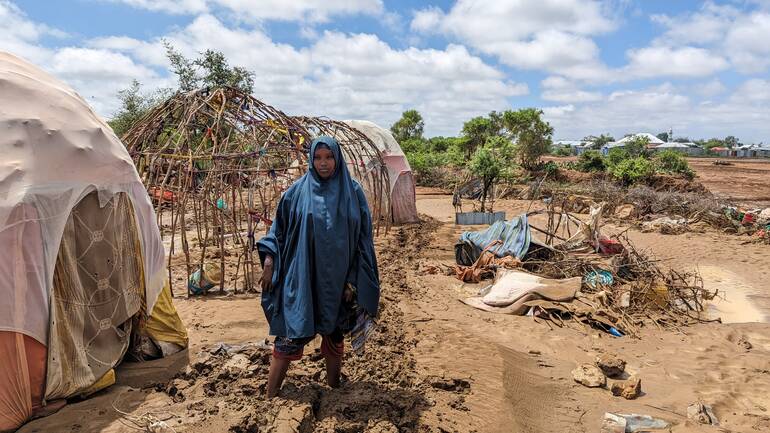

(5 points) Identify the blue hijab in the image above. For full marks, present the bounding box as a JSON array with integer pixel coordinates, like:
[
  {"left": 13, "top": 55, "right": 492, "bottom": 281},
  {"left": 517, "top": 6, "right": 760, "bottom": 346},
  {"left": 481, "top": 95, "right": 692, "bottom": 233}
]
[{"left": 257, "top": 136, "right": 380, "bottom": 339}]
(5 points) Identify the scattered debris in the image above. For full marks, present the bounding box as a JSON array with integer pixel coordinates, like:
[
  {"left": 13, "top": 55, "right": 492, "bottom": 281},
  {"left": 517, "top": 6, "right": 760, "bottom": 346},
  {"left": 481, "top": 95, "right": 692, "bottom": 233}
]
[
  {"left": 687, "top": 403, "right": 719, "bottom": 425},
  {"left": 602, "top": 413, "right": 669, "bottom": 433},
  {"left": 610, "top": 376, "right": 642, "bottom": 400},
  {"left": 572, "top": 364, "right": 606, "bottom": 388},
  {"left": 595, "top": 353, "right": 626, "bottom": 378},
  {"left": 640, "top": 217, "right": 688, "bottom": 235}
]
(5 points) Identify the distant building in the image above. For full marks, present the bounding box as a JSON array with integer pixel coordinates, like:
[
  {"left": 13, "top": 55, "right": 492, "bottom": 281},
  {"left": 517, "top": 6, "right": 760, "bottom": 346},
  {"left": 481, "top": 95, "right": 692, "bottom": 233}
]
[
  {"left": 736, "top": 144, "right": 770, "bottom": 158},
  {"left": 601, "top": 132, "right": 665, "bottom": 155},
  {"left": 652, "top": 142, "right": 704, "bottom": 156}
]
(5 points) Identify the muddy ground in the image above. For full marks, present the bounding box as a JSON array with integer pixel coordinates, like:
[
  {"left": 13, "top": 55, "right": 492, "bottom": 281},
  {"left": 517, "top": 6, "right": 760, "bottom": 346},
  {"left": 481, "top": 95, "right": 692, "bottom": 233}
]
[{"left": 20, "top": 189, "right": 770, "bottom": 433}]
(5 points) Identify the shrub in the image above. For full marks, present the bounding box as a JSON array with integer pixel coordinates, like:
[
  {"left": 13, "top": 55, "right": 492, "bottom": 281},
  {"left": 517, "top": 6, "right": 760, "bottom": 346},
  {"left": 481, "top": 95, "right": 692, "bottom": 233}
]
[
  {"left": 542, "top": 161, "right": 559, "bottom": 176},
  {"left": 610, "top": 157, "right": 655, "bottom": 185},
  {"left": 553, "top": 146, "right": 573, "bottom": 157},
  {"left": 654, "top": 150, "right": 695, "bottom": 179},
  {"left": 407, "top": 151, "right": 448, "bottom": 186},
  {"left": 606, "top": 148, "right": 630, "bottom": 168},
  {"left": 577, "top": 150, "right": 606, "bottom": 172}
]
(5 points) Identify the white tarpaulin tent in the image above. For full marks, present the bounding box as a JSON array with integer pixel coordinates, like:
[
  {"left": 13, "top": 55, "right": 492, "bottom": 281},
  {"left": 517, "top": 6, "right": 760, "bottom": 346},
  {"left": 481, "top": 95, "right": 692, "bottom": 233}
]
[
  {"left": 344, "top": 120, "right": 419, "bottom": 224},
  {"left": 0, "top": 52, "right": 185, "bottom": 431}
]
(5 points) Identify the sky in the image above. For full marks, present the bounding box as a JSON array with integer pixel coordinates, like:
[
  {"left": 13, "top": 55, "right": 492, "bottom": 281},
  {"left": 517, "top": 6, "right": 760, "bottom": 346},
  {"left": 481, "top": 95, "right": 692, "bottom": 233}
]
[{"left": 2, "top": 0, "right": 770, "bottom": 143}]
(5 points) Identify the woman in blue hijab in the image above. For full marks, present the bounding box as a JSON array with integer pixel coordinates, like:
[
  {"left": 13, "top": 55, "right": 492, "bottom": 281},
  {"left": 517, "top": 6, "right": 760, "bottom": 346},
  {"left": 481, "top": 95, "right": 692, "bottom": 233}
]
[{"left": 257, "top": 136, "right": 380, "bottom": 397}]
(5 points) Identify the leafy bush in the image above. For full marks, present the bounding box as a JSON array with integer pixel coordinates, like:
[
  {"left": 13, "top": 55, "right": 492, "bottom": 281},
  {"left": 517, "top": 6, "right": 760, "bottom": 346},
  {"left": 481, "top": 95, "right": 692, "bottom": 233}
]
[
  {"left": 577, "top": 150, "right": 606, "bottom": 172},
  {"left": 541, "top": 161, "right": 559, "bottom": 176},
  {"left": 606, "top": 148, "right": 630, "bottom": 168},
  {"left": 406, "top": 151, "right": 446, "bottom": 185},
  {"left": 610, "top": 157, "right": 655, "bottom": 185},
  {"left": 654, "top": 150, "right": 695, "bottom": 179},
  {"left": 553, "top": 146, "right": 573, "bottom": 157}
]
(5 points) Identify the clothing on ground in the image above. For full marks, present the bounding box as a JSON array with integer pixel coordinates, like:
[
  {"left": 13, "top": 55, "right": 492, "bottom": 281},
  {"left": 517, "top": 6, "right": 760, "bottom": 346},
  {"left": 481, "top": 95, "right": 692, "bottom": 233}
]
[{"left": 456, "top": 214, "right": 531, "bottom": 265}]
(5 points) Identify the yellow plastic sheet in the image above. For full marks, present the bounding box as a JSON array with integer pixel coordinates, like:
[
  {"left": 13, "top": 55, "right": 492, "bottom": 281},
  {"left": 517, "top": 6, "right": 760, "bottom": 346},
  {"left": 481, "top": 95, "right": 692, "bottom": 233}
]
[{"left": 145, "top": 282, "right": 189, "bottom": 349}]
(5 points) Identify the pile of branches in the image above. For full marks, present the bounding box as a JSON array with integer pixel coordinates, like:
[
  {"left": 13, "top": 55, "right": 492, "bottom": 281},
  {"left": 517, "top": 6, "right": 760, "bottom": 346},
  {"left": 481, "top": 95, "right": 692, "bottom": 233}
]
[{"left": 519, "top": 205, "right": 717, "bottom": 337}]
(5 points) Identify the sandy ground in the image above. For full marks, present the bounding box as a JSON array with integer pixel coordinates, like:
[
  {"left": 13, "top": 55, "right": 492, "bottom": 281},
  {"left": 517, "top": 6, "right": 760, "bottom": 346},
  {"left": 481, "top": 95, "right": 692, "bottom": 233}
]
[
  {"left": 686, "top": 159, "right": 770, "bottom": 208},
  {"left": 20, "top": 189, "right": 770, "bottom": 433}
]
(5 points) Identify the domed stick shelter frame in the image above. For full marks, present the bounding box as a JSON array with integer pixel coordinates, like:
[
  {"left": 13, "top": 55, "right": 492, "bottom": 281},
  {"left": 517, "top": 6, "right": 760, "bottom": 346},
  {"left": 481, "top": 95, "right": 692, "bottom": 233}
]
[
  {"left": 124, "top": 88, "right": 309, "bottom": 295},
  {"left": 292, "top": 116, "right": 391, "bottom": 227},
  {"left": 123, "top": 89, "right": 389, "bottom": 294}
]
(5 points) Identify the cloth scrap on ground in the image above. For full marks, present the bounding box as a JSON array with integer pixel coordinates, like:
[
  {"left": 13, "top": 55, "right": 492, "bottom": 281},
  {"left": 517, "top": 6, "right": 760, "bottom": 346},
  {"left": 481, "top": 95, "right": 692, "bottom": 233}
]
[
  {"left": 455, "top": 214, "right": 531, "bottom": 266},
  {"left": 461, "top": 269, "right": 581, "bottom": 315}
]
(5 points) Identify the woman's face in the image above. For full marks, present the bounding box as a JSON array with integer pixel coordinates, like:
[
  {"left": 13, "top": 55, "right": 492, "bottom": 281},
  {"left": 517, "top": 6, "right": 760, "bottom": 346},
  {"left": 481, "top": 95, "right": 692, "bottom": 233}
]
[{"left": 313, "top": 146, "right": 336, "bottom": 180}]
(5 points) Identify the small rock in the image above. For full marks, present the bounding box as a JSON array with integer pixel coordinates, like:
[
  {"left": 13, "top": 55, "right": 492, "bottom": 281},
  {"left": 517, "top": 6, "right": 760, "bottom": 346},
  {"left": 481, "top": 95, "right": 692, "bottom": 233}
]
[
  {"left": 610, "top": 377, "right": 642, "bottom": 400},
  {"left": 572, "top": 364, "right": 606, "bottom": 388},
  {"left": 595, "top": 353, "right": 626, "bottom": 378},
  {"left": 687, "top": 403, "right": 719, "bottom": 425}
]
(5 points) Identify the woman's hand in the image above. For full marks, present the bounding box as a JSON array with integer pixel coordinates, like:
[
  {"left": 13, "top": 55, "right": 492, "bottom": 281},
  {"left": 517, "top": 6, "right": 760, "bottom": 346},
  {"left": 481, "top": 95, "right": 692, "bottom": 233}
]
[
  {"left": 261, "top": 256, "right": 274, "bottom": 292},
  {"left": 343, "top": 283, "right": 355, "bottom": 303}
]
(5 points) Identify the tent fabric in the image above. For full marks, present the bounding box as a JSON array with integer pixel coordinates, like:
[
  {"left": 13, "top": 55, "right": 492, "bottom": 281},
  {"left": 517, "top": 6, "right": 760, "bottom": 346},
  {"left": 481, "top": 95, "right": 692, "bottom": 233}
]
[
  {"left": 0, "top": 332, "right": 46, "bottom": 432},
  {"left": 344, "top": 120, "right": 419, "bottom": 224},
  {"left": 45, "top": 192, "right": 142, "bottom": 400},
  {"left": 0, "top": 52, "right": 166, "bottom": 345},
  {"left": 457, "top": 215, "right": 532, "bottom": 263},
  {"left": 145, "top": 282, "right": 189, "bottom": 350}
]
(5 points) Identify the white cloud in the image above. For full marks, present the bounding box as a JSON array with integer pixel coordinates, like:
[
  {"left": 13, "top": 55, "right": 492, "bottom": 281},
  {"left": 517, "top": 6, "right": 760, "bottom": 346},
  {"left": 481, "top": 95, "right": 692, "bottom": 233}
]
[
  {"left": 696, "top": 78, "right": 727, "bottom": 97},
  {"left": 652, "top": 2, "right": 770, "bottom": 73},
  {"left": 540, "top": 75, "right": 602, "bottom": 102},
  {"left": 106, "top": 0, "right": 384, "bottom": 22},
  {"left": 724, "top": 10, "right": 770, "bottom": 72},
  {"left": 624, "top": 46, "right": 729, "bottom": 78},
  {"left": 543, "top": 82, "right": 770, "bottom": 143},
  {"left": 2, "top": 3, "right": 526, "bottom": 136},
  {"left": 410, "top": 6, "right": 443, "bottom": 33},
  {"left": 0, "top": 0, "right": 63, "bottom": 63},
  {"left": 410, "top": 0, "right": 616, "bottom": 78},
  {"left": 0, "top": 1, "right": 166, "bottom": 116},
  {"left": 102, "top": 0, "right": 208, "bottom": 14},
  {"left": 732, "top": 79, "right": 770, "bottom": 103}
]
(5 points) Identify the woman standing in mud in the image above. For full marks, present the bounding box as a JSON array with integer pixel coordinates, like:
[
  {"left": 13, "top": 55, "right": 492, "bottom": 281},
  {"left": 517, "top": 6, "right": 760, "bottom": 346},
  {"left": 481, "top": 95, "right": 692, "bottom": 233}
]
[{"left": 257, "top": 136, "right": 380, "bottom": 398}]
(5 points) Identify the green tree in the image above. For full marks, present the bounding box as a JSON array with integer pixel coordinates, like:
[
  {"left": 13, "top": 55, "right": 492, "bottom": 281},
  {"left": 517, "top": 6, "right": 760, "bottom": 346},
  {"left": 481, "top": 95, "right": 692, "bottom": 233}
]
[
  {"left": 583, "top": 134, "right": 614, "bottom": 149},
  {"left": 107, "top": 80, "right": 167, "bottom": 137},
  {"left": 724, "top": 135, "right": 739, "bottom": 149},
  {"left": 502, "top": 108, "right": 554, "bottom": 170},
  {"left": 656, "top": 132, "right": 669, "bottom": 142},
  {"left": 468, "top": 136, "right": 515, "bottom": 212},
  {"left": 400, "top": 137, "right": 428, "bottom": 154},
  {"left": 461, "top": 116, "right": 495, "bottom": 159},
  {"left": 390, "top": 109, "right": 424, "bottom": 144},
  {"left": 164, "top": 41, "right": 255, "bottom": 93}
]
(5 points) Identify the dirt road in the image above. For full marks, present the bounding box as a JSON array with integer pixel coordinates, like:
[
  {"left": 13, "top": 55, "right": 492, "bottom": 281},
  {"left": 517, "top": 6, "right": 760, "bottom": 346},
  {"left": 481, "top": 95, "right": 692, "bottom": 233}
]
[{"left": 21, "top": 191, "right": 770, "bottom": 433}]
